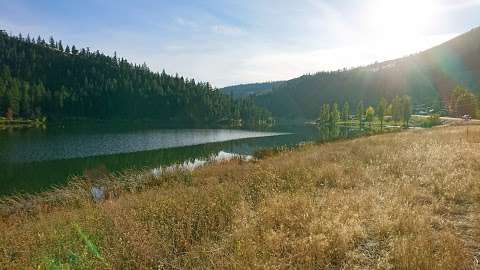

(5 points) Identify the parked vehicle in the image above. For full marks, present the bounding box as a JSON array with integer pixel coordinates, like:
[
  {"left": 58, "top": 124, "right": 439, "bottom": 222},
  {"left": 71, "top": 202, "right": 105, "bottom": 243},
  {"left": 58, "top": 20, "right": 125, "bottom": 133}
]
[{"left": 462, "top": 114, "right": 472, "bottom": 121}]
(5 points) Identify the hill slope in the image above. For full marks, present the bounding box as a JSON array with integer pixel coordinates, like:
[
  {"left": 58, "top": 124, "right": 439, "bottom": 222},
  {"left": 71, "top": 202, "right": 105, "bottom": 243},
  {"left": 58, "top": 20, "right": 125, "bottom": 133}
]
[
  {"left": 0, "top": 31, "right": 270, "bottom": 126},
  {"left": 221, "top": 81, "right": 285, "bottom": 99},
  {"left": 253, "top": 27, "right": 480, "bottom": 119}
]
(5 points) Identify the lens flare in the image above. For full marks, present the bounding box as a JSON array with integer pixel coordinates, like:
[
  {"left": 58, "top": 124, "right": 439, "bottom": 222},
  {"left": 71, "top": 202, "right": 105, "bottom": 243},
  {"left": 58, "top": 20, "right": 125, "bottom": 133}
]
[{"left": 368, "top": 0, "right": 436, "bottom": 39}]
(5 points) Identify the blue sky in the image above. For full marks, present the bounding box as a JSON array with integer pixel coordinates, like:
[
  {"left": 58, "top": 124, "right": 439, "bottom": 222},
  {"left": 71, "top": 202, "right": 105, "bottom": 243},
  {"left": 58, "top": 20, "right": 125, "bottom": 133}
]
[{"left": 1, "top": 0, "right": 480, "bottom": 87}]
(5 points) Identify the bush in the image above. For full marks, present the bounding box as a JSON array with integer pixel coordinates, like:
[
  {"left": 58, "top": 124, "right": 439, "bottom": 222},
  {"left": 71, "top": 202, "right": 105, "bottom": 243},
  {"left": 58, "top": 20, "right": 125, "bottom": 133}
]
[{"left": 422, "top": 114, "right": 442, "bottom": 128}]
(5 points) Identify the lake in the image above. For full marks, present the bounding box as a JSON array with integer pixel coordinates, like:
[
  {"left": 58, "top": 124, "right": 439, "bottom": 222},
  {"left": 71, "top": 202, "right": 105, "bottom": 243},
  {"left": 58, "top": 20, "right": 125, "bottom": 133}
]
[{"left": 0, "top": 123, "right": 362, "bottom": 196}]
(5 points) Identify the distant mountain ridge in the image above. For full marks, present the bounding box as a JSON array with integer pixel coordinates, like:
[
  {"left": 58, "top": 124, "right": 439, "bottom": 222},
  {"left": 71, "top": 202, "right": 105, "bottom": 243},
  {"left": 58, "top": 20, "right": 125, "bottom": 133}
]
[
  {"left": 233, "top": 27, "right": 480, "bottom": 119},
  {"left": 221, "top": 81, "right": 285, "bottom": 98}
]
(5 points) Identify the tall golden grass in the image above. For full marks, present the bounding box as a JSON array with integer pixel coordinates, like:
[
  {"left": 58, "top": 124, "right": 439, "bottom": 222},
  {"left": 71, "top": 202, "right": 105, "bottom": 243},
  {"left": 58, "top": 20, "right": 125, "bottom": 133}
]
[{"left": 1, "top": 126, "right": 480, "bottom": 269}]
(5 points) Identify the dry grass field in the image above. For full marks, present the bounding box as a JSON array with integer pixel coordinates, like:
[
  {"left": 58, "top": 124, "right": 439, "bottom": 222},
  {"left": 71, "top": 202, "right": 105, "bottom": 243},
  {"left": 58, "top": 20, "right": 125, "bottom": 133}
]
[{"left": 1, "top": 125, "right": 480, "bottom": 269}]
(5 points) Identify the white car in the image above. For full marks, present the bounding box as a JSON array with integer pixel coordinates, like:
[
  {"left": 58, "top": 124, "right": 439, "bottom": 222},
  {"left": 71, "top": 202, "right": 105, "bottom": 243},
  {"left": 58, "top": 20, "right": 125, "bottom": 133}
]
[{"left": 462, "top": 115, "right": 472, "bottom": 121}]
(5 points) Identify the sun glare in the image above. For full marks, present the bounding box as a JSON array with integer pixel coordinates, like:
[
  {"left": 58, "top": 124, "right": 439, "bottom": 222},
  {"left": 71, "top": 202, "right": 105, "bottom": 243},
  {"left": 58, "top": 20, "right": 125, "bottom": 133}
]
[
  {"left": 368, "top": 0, "right": 436, "bottom": 39},
  {"left": 364, "top": 0, "right": 439, "bottom": 58}
]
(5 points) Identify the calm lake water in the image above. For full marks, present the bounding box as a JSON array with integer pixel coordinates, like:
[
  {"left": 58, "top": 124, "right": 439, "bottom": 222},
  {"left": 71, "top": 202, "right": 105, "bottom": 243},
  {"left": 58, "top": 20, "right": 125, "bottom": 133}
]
[{"left": 0, "top": 123, "right": 362, "bottom": 195}]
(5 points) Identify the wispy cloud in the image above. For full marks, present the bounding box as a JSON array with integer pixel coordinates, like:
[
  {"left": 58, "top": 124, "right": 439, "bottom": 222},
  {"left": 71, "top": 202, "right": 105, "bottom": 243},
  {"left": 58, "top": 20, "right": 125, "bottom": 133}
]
[
  {"left": 211, "top": 24, "right": 244, "bottom": 36},
  {"left": 175, "top": 17, "right": 198, "bottom": 29},
  {"left": 0, "top": 0, "right": 478, "bottom": 87}
]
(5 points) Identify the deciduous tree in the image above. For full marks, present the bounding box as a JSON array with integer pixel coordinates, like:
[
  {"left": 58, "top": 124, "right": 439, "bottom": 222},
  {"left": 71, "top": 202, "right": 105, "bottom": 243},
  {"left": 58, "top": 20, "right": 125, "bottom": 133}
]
[
  {"left": 450, "top": 86, "right": 477, "bottom": 118},
  {"left": 357, "top": 100, "right": 364, "bottom": 126},
  {"left": 378, "top": 97, "right": 387, "bottom": 130},
  {"left": 401, "top": 95, "right": 412, "bottom": 127},
  {"left": 366, "top": 106, "right": 375, "bottom": 126},
  {"left": 330, "top": 102, "right": 340, "bottom": 125},
  {"left": 342, "top": 101, "right": 350, "bottom": 122}
]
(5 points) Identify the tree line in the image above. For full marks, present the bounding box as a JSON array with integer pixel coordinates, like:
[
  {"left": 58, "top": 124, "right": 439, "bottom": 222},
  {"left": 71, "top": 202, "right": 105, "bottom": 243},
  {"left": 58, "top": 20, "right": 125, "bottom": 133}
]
[
  {"left": 255, "top": 28, "right": 480, "bottom": 120},
  {"left": 0, "top": 30, "right": 270, "bottom": 127},
  {"left": 255, "top": 64, "right": 442, "bottom": 120},
  {"left": 317, "top": 84, "right": 480, "bottom": 129},
  {"left": 317, "top": 95, "right": 413, "bottom": 128}
]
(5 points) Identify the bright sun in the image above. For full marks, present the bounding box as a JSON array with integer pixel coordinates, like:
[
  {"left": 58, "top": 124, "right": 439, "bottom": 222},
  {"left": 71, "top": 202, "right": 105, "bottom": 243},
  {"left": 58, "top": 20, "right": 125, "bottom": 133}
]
[{"left": 368, "top": 0, "right": 437, "bottom": 39}]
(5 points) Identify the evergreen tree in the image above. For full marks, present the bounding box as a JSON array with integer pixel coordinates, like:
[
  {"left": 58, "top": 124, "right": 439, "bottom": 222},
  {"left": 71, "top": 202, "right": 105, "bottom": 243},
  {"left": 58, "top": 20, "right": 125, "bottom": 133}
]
[
  {"left": 20, "top": 81, "right": 32, "bottom": 117},
  {"left": 71, "top": 45, "right": 78, "bottom": 55},
  {"left": 58, "top": 40, "right": 64, "bottom": 52},
  {"left": 0, "top": 31, "right": 270, "bottom": 126},
  {"left": 32, "top": 82, "right": 46, "bottom": 116},
  {"left": 0, "top": 78, "right": 5, "bottom": 114},
  {"left": 49, "top": 36, "right": 55, "bottom": 48},
  {"left": 5, "top": 79, "right": 20, "bottom": 116}
]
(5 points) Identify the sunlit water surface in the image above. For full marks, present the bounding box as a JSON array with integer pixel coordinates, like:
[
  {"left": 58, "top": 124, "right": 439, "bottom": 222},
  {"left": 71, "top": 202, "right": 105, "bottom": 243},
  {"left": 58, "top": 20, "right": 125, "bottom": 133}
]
[{"left": 0, "top": 123, "right": 362, "bottom": 195}]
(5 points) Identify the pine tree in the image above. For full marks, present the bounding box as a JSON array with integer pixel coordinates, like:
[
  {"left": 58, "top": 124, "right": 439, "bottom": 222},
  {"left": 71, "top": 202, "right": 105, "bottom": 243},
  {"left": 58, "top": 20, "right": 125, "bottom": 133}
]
[
  {"left": 0, "top": 31, "right": 270, "bottom": 126},
  {"left": 6, "top": 79, "right": 20, "bottom": 117},
  {"left": 20, "top": 81, "right": 32, "bottom": 117},
  {"left": 49, "top": 36, "right": 55, "bottom": 48},
  {"left": 58, "top": 40, "right": 64, "bottom": 52},
  {"left": 0, "top": 78, "right": 6, "bottom": 114},
  {"left": 71, "top": 45, "right": 78, "bottom": 55}
]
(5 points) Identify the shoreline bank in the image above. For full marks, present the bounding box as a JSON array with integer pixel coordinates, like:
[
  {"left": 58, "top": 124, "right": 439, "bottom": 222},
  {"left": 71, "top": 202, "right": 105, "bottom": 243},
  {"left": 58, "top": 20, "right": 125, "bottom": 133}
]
[{"left": 0, "top": 117, "right": 46, "bottom": 130}]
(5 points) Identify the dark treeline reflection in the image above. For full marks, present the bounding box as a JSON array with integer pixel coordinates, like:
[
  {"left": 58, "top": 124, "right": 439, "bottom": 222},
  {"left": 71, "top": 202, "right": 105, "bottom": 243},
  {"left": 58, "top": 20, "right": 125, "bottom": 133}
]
[{"left": 0, "top": 125, "right": 363, "bottom": 196}]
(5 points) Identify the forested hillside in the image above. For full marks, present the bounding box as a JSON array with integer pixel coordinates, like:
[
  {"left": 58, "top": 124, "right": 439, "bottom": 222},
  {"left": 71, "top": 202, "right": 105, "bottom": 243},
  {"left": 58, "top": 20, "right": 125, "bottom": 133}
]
[
  {"left": 221, "top": 81, "right": 284, "bottom": 99},
  {"left": 0, "top": 31, "right": 270, "bottom": 126},
  {"left": 254, "top": 27, "right": 480, "bottom": 119}
]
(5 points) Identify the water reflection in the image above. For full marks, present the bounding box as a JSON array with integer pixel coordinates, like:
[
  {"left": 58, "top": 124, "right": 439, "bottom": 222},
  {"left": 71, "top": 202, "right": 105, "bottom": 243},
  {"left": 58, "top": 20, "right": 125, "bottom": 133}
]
[{"left": 0, "top": 124, "right": 366, "bottom": 195}]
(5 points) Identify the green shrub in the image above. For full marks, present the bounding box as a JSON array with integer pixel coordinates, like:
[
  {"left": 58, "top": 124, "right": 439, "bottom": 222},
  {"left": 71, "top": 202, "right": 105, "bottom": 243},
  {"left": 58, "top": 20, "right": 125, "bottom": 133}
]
[{"left": 421, "top": 114, "right": 442, "bottom": 128}]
